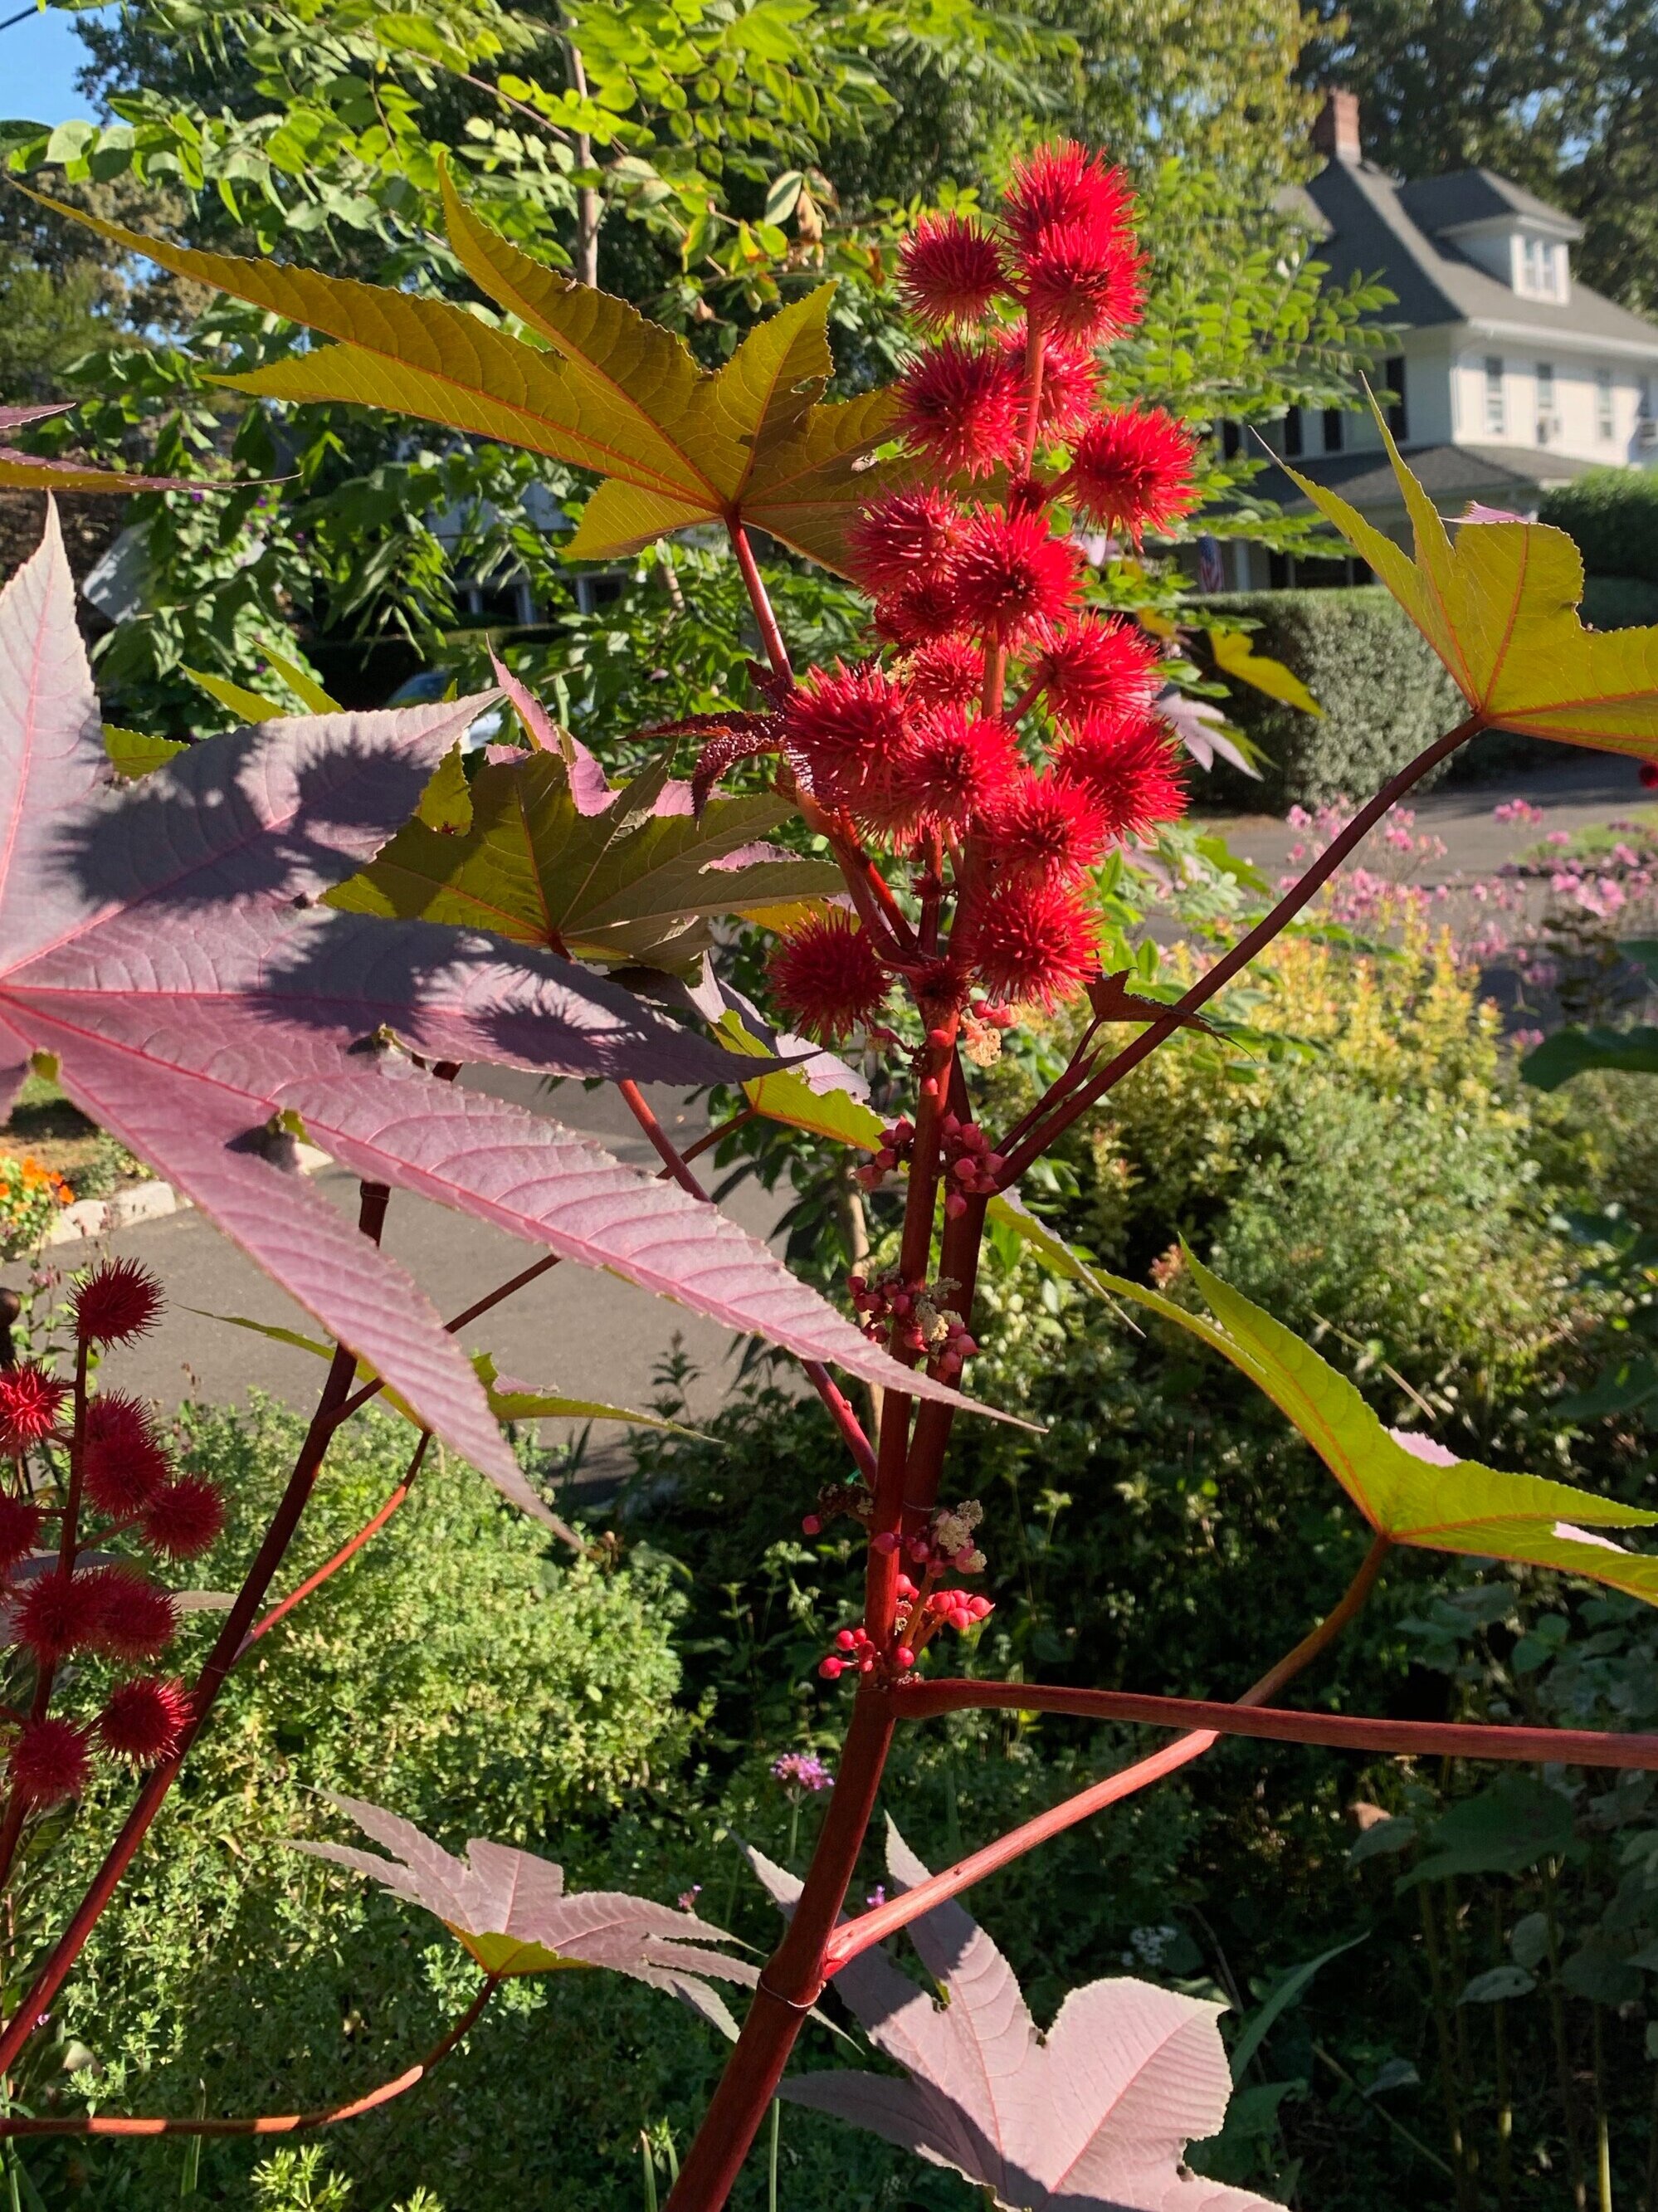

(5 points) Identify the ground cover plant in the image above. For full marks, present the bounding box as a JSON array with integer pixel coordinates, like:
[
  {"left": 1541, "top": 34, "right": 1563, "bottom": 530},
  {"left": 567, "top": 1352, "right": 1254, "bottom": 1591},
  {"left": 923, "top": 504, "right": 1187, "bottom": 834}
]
[{"left": 8, "top": 134, "right": 1658, "bottom": 2212}]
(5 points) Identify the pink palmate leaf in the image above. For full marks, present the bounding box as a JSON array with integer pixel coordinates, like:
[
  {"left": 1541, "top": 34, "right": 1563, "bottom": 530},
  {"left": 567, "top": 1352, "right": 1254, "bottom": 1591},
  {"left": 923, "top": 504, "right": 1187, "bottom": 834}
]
[
  {"left": 0, "top": 399, "right": 220, "bottom": 493},
  {"left": 1, "top": 505, "right": 1002, "bottom": 1456},
  {"left": 757, "top": 1826, "right": 1273, "bottom": 2211},
  {"left": 296, "top": 1793, "right": 757, "bottom": 2032}
]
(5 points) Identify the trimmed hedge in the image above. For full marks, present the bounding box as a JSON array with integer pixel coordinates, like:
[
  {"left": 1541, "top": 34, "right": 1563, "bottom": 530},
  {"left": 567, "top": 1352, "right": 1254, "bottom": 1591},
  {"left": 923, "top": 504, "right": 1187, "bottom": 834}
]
[
  {"left": 1198, "top": 588, "right": 1464, "bottom": 809},
  {"left": 1539, "top": 466, "right": 1658, "bottom": 584}
]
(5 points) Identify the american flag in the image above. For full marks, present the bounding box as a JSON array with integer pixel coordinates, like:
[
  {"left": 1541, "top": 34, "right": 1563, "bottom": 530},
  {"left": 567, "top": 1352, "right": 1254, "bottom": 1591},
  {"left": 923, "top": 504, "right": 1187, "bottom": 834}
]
[{"left": 1196, "top": 535, "right": 1224, "bottom": 593}]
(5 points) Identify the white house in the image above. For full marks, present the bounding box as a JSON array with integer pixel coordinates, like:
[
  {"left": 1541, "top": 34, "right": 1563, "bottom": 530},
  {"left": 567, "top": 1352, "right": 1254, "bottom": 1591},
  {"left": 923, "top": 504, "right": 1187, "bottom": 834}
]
[{"left": 1224, "top": 90, "right": 1658, "bottom": 588}]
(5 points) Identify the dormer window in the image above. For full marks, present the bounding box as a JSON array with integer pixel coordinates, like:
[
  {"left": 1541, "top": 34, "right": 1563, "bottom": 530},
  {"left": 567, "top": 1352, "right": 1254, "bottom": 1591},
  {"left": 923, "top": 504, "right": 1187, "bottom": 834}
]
[{"left": 1517, "top": 233, "right": 1565, "bottom": 298}]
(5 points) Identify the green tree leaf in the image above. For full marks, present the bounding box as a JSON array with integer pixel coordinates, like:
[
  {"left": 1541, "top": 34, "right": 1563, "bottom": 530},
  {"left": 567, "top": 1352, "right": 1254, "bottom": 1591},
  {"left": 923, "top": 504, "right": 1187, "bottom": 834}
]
[{"left": 1521, "top": 1026, "right": 1658, "bottom": 1089}]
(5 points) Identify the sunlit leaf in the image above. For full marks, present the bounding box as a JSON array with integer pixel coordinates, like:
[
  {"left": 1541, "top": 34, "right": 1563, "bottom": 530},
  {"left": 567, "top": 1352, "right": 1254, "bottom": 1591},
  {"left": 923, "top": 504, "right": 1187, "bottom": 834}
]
[
  {"left": 1210, "top": 628, "right": 1322, "bottom": 716},
  {"left": 1095, "top": 1249, "right": 1658, "bottom": 1602},
  {"left": 103, "top": 724, "right": 186, "bottom": 780},
  {"left": 1286, "top": 406, "right": 1658, "bottom": 757}
]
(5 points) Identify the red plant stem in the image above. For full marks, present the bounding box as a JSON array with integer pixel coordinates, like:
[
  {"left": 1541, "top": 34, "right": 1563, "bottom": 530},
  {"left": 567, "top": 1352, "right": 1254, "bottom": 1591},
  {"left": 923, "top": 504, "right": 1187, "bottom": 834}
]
[
  {"left": 890, "top": 1682, "right": 1658, "bottom": 1777},
  {"left": 0, "top": 1183, "right": 393, "bottom": 2082},
  {"left": 241, "top": 1431, "right": 432, "bottom": 1655},
  {"left": 729, "top": 520, "right": 795, "bottom": 683},
  {"left": 614, "top": 1077, "right": 878, "bottom": 1482},
  {"left": 0, "top": 1975, "right": 499, "bottom": 2137},
  {"left": 664, "top": 1697, "right": 894, "bottom": 2211},
  {"left": 681, "top": 1104, "right": 758, "bottom": 1165},
  {"left": 997, "top": 715, "right": 1485, "bottom": 1180},
  {"left": 826, "top": 1531, "right": 1393, "bottom": 1969}
]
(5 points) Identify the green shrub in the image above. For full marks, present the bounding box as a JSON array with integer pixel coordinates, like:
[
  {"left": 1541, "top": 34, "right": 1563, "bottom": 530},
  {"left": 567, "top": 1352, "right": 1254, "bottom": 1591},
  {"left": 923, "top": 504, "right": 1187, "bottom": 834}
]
[
  {"left": 1539, "top": 466, "right": 1658, "bottom": 586},
  {"left": 25, "top": 1399, "right": 710, "bottom": 2211},
  {"left": 1582, "top": 572, "right": 1658, "bottom": 628},
  {"left": 1200, "top": 588, "right": 1465, "bottom": 809}
]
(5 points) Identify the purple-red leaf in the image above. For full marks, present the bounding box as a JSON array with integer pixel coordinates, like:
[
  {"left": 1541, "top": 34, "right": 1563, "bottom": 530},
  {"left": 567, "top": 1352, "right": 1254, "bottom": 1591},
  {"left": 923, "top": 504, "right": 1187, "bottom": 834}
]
[
  {"left": 766, "top": 1827, "right": 1274, "bottom": 2211},
  {"left": 297, "top": 1793, "right": 757, "bottom": 2028}
]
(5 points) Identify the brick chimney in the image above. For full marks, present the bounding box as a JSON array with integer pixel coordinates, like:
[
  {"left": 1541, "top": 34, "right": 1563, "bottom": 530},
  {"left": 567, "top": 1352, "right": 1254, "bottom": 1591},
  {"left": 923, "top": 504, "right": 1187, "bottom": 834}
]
[{"left": 1312, "top": 89, "right": 1362, "bottom": 165}]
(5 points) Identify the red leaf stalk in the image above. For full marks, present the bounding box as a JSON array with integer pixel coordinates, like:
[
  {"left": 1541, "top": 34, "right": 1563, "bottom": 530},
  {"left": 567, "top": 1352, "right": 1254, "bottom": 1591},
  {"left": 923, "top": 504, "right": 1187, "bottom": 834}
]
[
  {"left": 241, "top": 1431, "right": 432, "bottom": 1656},
  {"left": 0, "top": 1975, "right": 499, "bottom": 2136}
]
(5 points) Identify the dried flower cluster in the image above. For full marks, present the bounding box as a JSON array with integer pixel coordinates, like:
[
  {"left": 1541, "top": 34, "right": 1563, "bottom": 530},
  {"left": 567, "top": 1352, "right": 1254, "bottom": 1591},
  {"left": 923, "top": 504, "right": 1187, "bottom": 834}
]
[
  {"left": 767, "top": 142, "right": 1198, "bottom": 1041},
  {"left": 0, "top": 1261, "right": 217, "bottom": 1807}
]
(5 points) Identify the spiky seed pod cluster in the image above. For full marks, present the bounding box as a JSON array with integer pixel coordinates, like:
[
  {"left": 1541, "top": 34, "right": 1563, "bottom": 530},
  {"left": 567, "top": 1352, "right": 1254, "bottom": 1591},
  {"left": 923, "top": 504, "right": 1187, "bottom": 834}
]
[
  {"left": 759, "top": 141, "right": 1199, "bottom": 1021},
  {"left": 1, "top": 1262, "right": 214, "bottom": 1806}
]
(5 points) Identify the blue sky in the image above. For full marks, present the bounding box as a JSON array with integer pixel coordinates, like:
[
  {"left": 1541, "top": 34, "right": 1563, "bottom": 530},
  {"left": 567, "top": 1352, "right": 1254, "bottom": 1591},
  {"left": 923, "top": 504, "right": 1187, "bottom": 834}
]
[{"left": 1, "top": 5, "right": 111, "bottom": 125}]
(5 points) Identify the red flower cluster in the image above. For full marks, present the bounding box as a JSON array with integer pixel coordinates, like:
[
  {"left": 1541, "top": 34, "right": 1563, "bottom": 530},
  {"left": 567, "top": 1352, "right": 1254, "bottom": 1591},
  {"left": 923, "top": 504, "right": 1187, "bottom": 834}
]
[
  {"left": 762, "top": 142, "right": 1197, "bottom": 1018},
  {"left": 0, "top": 1262, "right": 215, "bottom": 1807}
]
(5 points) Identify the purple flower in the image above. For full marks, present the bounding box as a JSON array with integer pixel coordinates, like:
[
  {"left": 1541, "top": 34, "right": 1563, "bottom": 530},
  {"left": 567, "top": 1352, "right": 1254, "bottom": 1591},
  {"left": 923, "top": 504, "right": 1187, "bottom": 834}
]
[{"left": 771, "top": 1751, "right": 833, "bottom": 1793}]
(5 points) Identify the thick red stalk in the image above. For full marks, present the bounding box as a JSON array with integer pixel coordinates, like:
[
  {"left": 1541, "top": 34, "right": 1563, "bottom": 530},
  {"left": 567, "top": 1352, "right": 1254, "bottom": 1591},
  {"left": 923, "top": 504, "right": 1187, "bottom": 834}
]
[
  {"left": 0, "top": 1975, "right": 499, "bottom": 2136},
  {"left": 0, "top": 1182, "right": 393, "bottom": 2081},
  {"left": 664, "top": 1697, "right": 893, "bottom": 2210},
  {"left": 728, "top": 520, "right": 794, "bottom": 682},
  {"left": 997, "top": 715, "right": 1485, "bottom": 1180},
  {"left": 826, "top": 1532, "right": 1392, "bottom": 1968}
]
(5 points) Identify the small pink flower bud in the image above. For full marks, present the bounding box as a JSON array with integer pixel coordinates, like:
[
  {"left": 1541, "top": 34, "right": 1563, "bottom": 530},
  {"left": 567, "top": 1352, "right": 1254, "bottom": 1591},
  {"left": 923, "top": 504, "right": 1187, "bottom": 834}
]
[
  {"left": 922, "top": 1077, "right": 940, "bottom": 1098},
  {"left": 802, "top": 1514, "right": 823, "bottom": 1536},
  {"left": 948, "top": 1607, "right": 973, "bottom": 1633},
  {"left": 945, "top": 1194, "right": 968, "bottom": 1220},
  {"left": 819, "top": 1657, "right": 844, "bottom": 1679},
  {"left": 895, "top": 1647, "right": 916, "bottom": 1670},
  {"left": 928, "top": 1027, "right": 953, "bottom": 1048},
  {"left": 968, "top": 1594, "right": 993, "bottom": 1619},
  {"left": 835, "top": 1628, "right": 858, "bottom": 1651},
  {"left": 895, "top": 1574, "right": 916, "bottom": 1597},
  {"left": 871, "top": 1530, "right": 900, "bottom": 1555}
]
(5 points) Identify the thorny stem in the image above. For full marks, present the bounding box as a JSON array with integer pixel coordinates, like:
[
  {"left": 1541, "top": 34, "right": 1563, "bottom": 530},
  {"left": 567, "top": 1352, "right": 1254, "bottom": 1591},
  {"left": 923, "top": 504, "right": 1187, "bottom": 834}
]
[
  {"left": 0, "top": 1975, "right": 500, "bottom": 2137},
  {"left": 0, "top": 1182, "right": 393, "bottom": 2082},
  {"left": 997, "top": 715, "right": 1485, "bottom": 1182}
]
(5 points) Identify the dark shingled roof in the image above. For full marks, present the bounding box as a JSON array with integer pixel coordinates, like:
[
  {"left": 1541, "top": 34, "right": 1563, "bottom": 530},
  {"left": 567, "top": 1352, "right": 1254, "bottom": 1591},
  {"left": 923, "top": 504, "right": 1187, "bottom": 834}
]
[
  {"left": 1303, "top": 159, "right": 1658, "bottom": 347},
  {"left": 1397, "top": 168, "right": 1582, "bottom": 239},
  {"left": 1251, "top": 441, "right": 1598, "bottom": 515}
]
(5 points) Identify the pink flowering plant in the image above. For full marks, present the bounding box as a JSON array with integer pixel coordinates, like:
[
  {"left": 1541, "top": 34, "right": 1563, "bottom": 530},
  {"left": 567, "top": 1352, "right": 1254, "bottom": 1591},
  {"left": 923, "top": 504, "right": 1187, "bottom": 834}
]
[{"left": 7, "top": 139, "right": 1658, "bottom": 2207}]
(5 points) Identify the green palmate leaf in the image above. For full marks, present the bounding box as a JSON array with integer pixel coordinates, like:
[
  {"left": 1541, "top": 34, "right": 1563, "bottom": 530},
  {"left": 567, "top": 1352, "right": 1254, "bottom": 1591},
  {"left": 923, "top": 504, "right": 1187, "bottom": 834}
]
[
  {"left": 1095, "top": 1250, "right": 1658, "bottom": 1601},
  {"left": 261, "top": 646, "right": 341, "bottom": 713},
  {"left": 325, "top": 746, "right": 841, "bottom": 972},
  {"left": 26, "top": 177, "right": 891, "bottom": 573},
  {"left": 1285, "top": 403, "right": 1658, "bottom": 756},
  {"left": 103, "top": 725, "right": 187, "bottom": 779},
  {"left": 1521, "top": 1026, "right": 1658, "bottom": 1089}
]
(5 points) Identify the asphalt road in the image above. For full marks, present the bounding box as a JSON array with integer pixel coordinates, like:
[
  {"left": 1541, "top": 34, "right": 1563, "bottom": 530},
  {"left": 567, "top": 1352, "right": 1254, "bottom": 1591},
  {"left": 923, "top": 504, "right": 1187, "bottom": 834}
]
[{"left": 2, "top": 1070, "right": 792, "bottom": 1480}]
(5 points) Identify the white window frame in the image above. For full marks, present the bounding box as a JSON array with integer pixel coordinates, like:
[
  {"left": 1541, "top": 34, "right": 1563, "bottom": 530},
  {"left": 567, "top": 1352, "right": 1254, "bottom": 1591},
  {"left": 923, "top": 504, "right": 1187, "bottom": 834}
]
[
  {"left": 1484, "top": 355, "right": 1506, "bottom": 436},
  {"left": 1597, "top": 366, "right": 1616, "bottom": 441}
]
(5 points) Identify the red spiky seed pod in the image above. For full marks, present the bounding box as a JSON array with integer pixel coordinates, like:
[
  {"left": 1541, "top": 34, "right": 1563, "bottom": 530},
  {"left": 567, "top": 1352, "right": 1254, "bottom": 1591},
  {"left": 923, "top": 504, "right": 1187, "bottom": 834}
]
[
  {"left": 899, "top": 212, "right": 1007, "bottom": 327},
  {"left": 898, "top": 711, "right": 1022, "bottom": 836},
  {"left": 1023, "top": 614, "right": 1161, "bottom": 724},
  {"left": 949, "top": 508, "right": 1081, "bottom": 641},
  {"left": 846, "top": 488, "right": 968, "bottom": 596},
  {"left": 985, "top": 772, "right": 1109, "bottom": 883},
  {"left": 971, "top": 878, "right": 1100, "bottom": 1008},
  {"left": 1066, "top": 406, "right": 1201, "bottom": 540},
  {"left": 783, "top": 662, "right": 911, "bottom": 813},
  {"left": 1021, "top": 219, "right": 1145, "bottom": 344},
  {"left": 81, "top": 1390, "right": 171, "bottom": 1518},
  {"left": 1017, "top": 330, "right": 1100, "bottom": 440},
  {"left": 139, "top": 1477, "right": 225, "bottom": 1562},
  {"left": 905, "top": 637, "right": 984, "bottom": 710},
  {"left": 88, "top": 1566, "right": 178, "bottom": 1659},
  {"left": 1003, "top": 142, "right": 1134, "bottom": 254},
  {"left": 0, "top": 1491, "right": 42, "bottom": 1574},
  {"left": 894, "top": 339, "right": 1022, "bottom": 479},
  {"left": 9, "top": 1716, "right": 91, "bottom": 1805},
  {"left": 1054, "top": 710, "right": 1187, "bottom": 840},
  {"left": 96, "top": 1676, "right": 193, "bottom": 1766},
  {"left": 16, "top": 1569, "right": 107, "bottom": 1663},
  {"left": 873, "top": 577, "right": 966, "bottom": 648},
  {"left": 0, "top": 1364, "right": 67, "bottom": 1452},
  {"left": 768, "top": 915, "right": 890, "bottom": 1042},
  {"left": 71, "top": 1257, "right": 163, "bottom": 1347}
]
